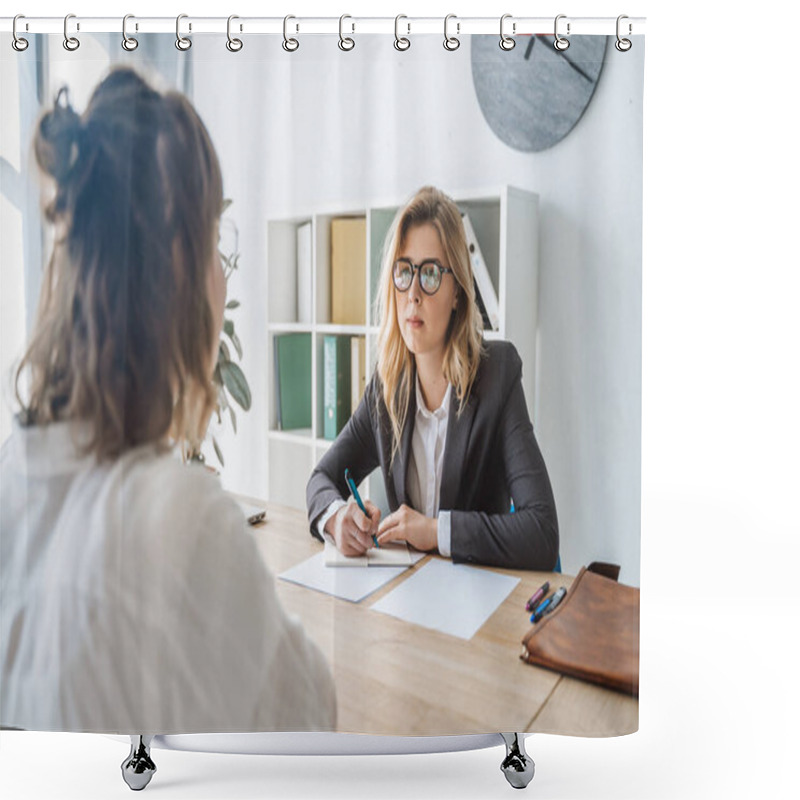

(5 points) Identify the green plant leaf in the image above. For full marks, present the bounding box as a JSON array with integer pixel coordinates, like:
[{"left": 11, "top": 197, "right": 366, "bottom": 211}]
[
  {"left": 223, "top": 319, "right": 235, "bottom": 338},
  {"left": 220, "top": 360, "right": 251, "bottom": 411},
  {"left": 230, "top": 331, "right": 243, "bottom": 360},
  {"left": 225, "top": 299, "right": 240, "bottom": 310},
  {"left": 218, "top": 385, "right": 229, "bottom": 410},
  {"left": 219, "top": 340, "right": 231, "bottom": 363},
  {"left": 212, "top": 435, "right": 225, "bottom": 467},
  {"left": 221, "top": 198, "right": 233, "bottom": 214},
  {"left": 228, "top": 404, "right": 237, "bottom": 434}
]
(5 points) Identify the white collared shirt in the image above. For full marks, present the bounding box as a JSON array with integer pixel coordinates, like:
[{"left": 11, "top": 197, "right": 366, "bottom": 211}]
[
  {"left": 317, "top": 375, "right": 453, "bottom": 556},
  {"left": 407, "top": 375, "right": 452, "bottom": 556},
  {"left": 0, "top": 420, "right": 336, "bottom": 732}
]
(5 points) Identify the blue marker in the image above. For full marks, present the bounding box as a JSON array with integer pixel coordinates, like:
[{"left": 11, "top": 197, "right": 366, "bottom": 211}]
[
  {"left": 530, "top": 587, "right": 568, "bottom": 623},
  {"left": 345, "top": 468, "right": 379, "bottom": 548},
  {"left": 530, "top": 596, "right": 553, "bottom": 623}
]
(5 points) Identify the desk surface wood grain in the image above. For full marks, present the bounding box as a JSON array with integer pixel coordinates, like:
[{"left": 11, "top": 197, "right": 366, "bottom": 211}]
[{"left": 243, "top": 500, "right": 638, "bottom": 737}]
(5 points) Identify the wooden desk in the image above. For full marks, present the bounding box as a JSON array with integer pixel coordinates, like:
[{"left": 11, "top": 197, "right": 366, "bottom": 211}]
[{"left": 247, "top": 501, "right": 638, "bottom": 738}]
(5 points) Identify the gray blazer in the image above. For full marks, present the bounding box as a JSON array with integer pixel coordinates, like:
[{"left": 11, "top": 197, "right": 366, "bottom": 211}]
[{"left": 306, "top": 340, "right": 559, "bottom": 571}]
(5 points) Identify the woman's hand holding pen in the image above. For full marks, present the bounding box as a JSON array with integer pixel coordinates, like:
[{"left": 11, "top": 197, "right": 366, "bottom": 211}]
[
  {"left": 325, "top": 501, "right": 382, "bottom": 556},
  {"left": 377, "top": 504, "right": 438, "bottom": 552}
]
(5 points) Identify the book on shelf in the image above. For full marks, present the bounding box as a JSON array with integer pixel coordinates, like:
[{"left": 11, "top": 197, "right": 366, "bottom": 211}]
[
  {"left": 273, "top": 332, "right": 312, "bottom": 431},
  {"left": 323, "top": 335, "right": 352, "bottom": 440},
  {"left": 296, "top": 220, "right": 313, "bottom": 324},
  {"left": 331, "top": 217, "right": 366, "bottom": 325},
  {"left": 351, "top": 336, "right": 366, "bottom": 415},
  {"left": 461, "top": 212, "right": 500, "bottom": 331}
]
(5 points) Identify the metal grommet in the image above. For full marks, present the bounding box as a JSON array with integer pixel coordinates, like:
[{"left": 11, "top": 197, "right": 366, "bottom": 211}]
[
  {"left": 122, "top": 14, "right": 138, "bottom": 51},
  {"left": 283, "top": 15, "right": 299, "bottom": 52},
  {"left": 12, "top": 14, "right": 29, "bottom": 52},
  {"left": 615, "top": 15, "right": 632, "bottom": 52},
  {"left": 63, "top": 13, "right": 80, "bottom": 51},
  {"left": 499, "top": 14, "right": 515, "bottom": 51},
  {"left": 176, "top": 14, "right": 192, "bottom": 51},
  {"left": 443, "top": 14, "right": 460, "bottom": 51},
  {"left": 338, "top": 14, "right": 355, "bottom": 51},
  {"left": 554, "top": 14, "right": 570, "bottom": 51},
  {"left": 226, "top": 15, "right": 243, "bottom": 52},
  {"left": 394, "top": 14, "right": 410, "bottom": 51}
]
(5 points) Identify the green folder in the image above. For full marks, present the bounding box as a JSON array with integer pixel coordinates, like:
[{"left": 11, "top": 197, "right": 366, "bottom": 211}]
[
  {"left": 274, "top": 333, "right": 311, "bottom": 431},
  {"left": 323, "top": 335, "right": 352, "bottom": 440}
]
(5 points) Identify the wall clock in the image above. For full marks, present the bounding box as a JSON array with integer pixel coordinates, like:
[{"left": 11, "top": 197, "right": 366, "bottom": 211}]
[{"left": 471, "top": 35, "right": 608, "bottom": 152}]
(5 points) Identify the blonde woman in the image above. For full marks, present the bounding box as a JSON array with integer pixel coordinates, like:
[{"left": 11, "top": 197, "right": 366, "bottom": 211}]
[
  {"left": 307, "top": 186, "right": 558, "bottom": 570},
  {"left": 0, "top": 68, "right": 335, "bottom": 733}
]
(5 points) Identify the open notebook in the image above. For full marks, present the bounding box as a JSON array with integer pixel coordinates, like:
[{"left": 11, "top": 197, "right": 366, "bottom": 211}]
[{"left": 324, "top": 539, "right": 425, "bottom": 567}]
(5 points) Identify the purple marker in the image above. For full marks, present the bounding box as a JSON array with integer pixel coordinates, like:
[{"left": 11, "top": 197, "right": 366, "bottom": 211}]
[{"left": 525, "top": 581, "right": 550, "bottom": 612}]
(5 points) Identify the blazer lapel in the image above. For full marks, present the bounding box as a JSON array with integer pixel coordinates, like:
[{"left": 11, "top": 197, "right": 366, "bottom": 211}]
[{"left": 439, "top": 388, "right": 477, "bottom": 512}]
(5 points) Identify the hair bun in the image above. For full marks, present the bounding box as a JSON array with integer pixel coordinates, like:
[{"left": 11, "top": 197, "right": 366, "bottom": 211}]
[{"left": 35, "top": 87, "right": 84, "bottom": 185}]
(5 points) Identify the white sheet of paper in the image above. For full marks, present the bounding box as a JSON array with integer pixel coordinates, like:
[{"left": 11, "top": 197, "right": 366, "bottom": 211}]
[
  {"left": 323, "top": 539, "right": 426, "bottom": 567},
  {"left": 370, "top": 559, "right": 520, "bottom": 640},
  {"left": 278, "top": 552, "right": 407, "bottom": 603}
]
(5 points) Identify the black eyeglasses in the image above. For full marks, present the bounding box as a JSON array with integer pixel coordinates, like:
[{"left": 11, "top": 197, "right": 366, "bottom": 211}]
[{"left": 392, "top": 258, "right": 453, "bottom": 296}]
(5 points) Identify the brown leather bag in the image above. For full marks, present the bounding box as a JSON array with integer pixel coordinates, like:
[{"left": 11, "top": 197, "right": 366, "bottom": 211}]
[{"left": 520, "top": 562, "right": 639, "bottom": 696}]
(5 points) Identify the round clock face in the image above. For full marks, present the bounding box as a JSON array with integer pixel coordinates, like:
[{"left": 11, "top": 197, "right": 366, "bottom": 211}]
[{"left": 471, "top": 35, "right": 608, "bottom": 152}]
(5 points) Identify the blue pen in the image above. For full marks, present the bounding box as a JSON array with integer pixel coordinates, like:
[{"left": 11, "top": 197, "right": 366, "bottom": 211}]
[
  {"left": 530, "top": 596, "right": 553, "bottom": 623},
  {"left": 345, "top": 468, "right": 379, "bottom": 548}
]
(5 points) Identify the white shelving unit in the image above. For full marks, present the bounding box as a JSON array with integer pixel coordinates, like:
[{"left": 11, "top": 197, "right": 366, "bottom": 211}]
[{"left": 265, "top": 186, "right": 539, "bottom": 514}]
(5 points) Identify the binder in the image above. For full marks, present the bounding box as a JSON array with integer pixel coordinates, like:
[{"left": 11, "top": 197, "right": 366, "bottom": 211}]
[
  {"left": 461, "top": 213, "right": 500, "bottom": 331},
  {"left": 323, "top": 335, "right": 352, "bottom": 440},
  {"left": 273, "top": 333, "right": 312, "bottom": 431},
  {"left": 296, "top": 221, "right": 313, "bottom": 324},
  {"left": 331, "top": 217, "right": 366, "bottom": 325},
  {"left": 351, "top": 336, "right": 366, "bottom": 415},
  {"left": 472, "top": 280, "right": 492, "bottom": 332}
]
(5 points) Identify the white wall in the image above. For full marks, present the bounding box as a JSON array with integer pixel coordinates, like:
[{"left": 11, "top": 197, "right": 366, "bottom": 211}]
[{"left": 195, "top": 36, "right": 643, "bottom": 583}]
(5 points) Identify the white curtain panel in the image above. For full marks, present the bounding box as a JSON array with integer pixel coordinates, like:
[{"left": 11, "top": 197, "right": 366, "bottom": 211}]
[{"left": 1, "top": 25, "right": 643, "bottom": 744}]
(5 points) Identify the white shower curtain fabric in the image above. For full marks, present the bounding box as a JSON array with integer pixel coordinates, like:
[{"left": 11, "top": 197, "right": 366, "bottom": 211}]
[{"left": 0, "top": 30, "right": 643, "bottom": 737}]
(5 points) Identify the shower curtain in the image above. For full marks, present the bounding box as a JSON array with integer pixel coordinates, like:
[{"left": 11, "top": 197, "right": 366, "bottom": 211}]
[{"left": 0, "top": 20, "right": 643, "bottom": 743}]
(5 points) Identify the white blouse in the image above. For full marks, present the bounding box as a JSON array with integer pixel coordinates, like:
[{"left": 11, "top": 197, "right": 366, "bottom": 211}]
[
  {"left": 318, "top": 375, "right": 452, "bottom": 556},
  {"left": 0, "top": 420, "right": 336, "bottom": 733}
]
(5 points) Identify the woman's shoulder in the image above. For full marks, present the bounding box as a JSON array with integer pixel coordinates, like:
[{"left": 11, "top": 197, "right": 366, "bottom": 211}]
[
  {"left": 134, "top": 447, "right": 240, "bottom": 509},
  {"left": 475, "top": 339, "right": 523, "bottom": 388},
  {"left": 108, "top": 446, "right": 246, "bottom": 550}
]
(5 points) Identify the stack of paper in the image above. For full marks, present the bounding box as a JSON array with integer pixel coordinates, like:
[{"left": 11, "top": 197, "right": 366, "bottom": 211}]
[{"left": 324, "top": 539, "right": 426, "bottom": 567}]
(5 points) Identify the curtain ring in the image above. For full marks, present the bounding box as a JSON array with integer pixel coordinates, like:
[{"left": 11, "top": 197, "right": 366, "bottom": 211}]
[
  {"left": 338, "top": 14, "right": 355, "bottom": 51},
  {"left": 394, "top": 15, "right": 410, "bottom": 51},
  {"left": 63, "top": 13, "right": 80, "bottom": 51},
  {"left": 615, "top": 15, "right": 632, "bottom": 52},
  {"left": 443, "top": 14, "right": 460, "bottom": 51},
  {"left": 226, "top": 15, "right": 243, "bottom": 52},
  {"left": 499, "top": 14, "right": 515, "bottom": 51},
  {"left": 283, "top": 15, "right": 299, "bottom": 52},
  {"left": 12, "top": 15, "right": 29, "bottom": 52},
  {"left": 122, "top": 14, "right": 138, "bottom": 51},
  {"left": 176, "top": 14, "right": 192, "bottom": 51},
  {"left": 554, "top": 14, "right": 570, "bottom": 51}
]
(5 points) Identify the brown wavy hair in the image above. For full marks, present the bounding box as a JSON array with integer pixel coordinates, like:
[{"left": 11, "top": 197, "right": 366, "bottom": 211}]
[
  {"left": 15, "top": 67, "right": 223, "bottom": 460},
  {"left": 375, "top": 186, "right": 484, "bottom": 463}
]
